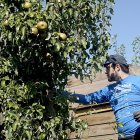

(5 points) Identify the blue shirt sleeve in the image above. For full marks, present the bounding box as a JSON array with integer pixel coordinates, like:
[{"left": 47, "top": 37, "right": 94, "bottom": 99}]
[{"left": 70, "top": 86, "right": 110, "bottom": 104}]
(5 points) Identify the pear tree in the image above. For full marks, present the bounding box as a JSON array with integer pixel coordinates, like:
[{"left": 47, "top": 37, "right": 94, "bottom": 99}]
[{"left": 0, "top": 0, "right": 114, "bottom": 139}]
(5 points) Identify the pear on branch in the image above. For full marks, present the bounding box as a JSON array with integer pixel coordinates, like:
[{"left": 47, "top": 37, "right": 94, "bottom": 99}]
[
  {"left": 37, "top": 21, "right": 48, "bottom": 31},
  {"left": 23, "top": 2, "right": 32, "bottom": 9},
  {"left": 57, "top": 33, "right": 67, "bottom": 41}
]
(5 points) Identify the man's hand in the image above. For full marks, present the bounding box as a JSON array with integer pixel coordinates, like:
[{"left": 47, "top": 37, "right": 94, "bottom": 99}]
[
  {"left": 62, "top": 91, "right": 78, "bottom": 102},
  {"left": 133, "top": 111, "right": 140, "bottom": 122}
]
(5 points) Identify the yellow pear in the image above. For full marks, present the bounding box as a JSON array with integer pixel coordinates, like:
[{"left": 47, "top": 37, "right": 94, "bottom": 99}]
[
  {"left": 58, "top": 33, "right": 67, "bottom": 40},
  {"left": 37, "top": 21, "right": 48, "bottom": 31}
]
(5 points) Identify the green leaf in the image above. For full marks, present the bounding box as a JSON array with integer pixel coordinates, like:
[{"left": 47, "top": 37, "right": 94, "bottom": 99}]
[
  {"left": 74, "top": 10, "right": 79, "bottom": 18},
  {"left": 8, "top": 102, "right": 19, "bottom": 109},
  {"left": 21, "top": 26, "right": 26, "bottom": 40},
  {"left": 63, "top": 51, "right": 67, "bottom": 58},
  {"left": 109, "top": 8, "right": 114, "bottom": 15},
  {"left": 54, "top": 42, "right": 62, "bottom": 52},
  {"left": 38, "top": 133, "right": 46, "bottom": 139},
  {"left": 67, "top": 46, "right": 73, "bottom": 52},
  {"left": 8, "top": 32, "right": 12, "bottom": 41},
  {"left": 32, "top": 103, "right": 38, "bottom": 107},
  {"left": 81, "top": 38, "right": 87, "bottom": 49},
  {"left": 117, "top": 122, "right": 123, "bottom": 128},
  {"left": 68, "top": 8, "right": 73, "bottom": 16},
  {"left": 26, "top": 130, "right": 32, "bottom": 140},
  {"left": 12, "top": 121, "right": 18, "bottom": 131}
]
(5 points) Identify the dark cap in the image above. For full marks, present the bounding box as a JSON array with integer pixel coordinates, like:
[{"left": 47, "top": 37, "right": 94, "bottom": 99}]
[{"left": 103, "top": 54, "right": 128, "bottom": 67}]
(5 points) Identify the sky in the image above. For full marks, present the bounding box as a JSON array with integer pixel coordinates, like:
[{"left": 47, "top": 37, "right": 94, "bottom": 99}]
[{"left": 109, "top": 0, "right": 140, "bottom": 64}]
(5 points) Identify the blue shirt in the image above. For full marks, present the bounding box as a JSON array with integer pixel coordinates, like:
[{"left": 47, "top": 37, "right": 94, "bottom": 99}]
[{"left": 72, "top": 75, "right": 140, "bottom": 137}]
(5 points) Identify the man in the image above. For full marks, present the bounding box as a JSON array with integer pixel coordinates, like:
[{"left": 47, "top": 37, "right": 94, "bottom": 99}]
[{"left": 67, "top": 54, "right": 140, "bottom": 140}]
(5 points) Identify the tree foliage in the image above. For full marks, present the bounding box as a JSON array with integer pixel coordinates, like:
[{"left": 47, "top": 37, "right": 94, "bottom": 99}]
[
  {"left": 0, "top": 0, "right": 114, "bottom": 139},
  {"left": 132, "top": 37, "right": 140, "bottom": 65},
  {"left": 111, "top": 35, "right": 126, "bottom": 57}
]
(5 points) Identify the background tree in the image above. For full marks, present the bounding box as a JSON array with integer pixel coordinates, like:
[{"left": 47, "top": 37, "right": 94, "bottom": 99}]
[
  {"left": 111, "top": 34, "right": 126, "bottom": 57},
  {"left": 132, "top": 37, "right": 140, "bottom": 65},
  {"left": 110, "top": 35, "right": 140, "bottom": 66},
  {"left": 0, "top": 0, "right": 114, "bottom": 139}
]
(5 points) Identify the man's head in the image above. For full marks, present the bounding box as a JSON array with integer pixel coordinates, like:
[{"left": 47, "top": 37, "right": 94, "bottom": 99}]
[{"left": 103, "top": 54, "right": 129, "bottom": 82}]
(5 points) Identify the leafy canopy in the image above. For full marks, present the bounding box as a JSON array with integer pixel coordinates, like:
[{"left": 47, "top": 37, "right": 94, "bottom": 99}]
[{"left": 0, "top": 0, "right": 114, "bottom": 139}]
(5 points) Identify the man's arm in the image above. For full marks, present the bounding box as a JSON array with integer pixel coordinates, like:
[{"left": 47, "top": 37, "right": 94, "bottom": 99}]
[{"left": 65, "top": 86, "right": 110, "bottom": 105}]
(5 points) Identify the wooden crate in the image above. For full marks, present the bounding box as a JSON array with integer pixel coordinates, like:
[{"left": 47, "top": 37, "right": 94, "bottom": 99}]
[{"left": 69, "top": 104, "right": 118, "bottom": 140}]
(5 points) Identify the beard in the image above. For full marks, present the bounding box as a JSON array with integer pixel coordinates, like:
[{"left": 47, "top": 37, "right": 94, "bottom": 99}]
[{"left": 108, "top": 72, "right": 120, "bottom": 82}]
